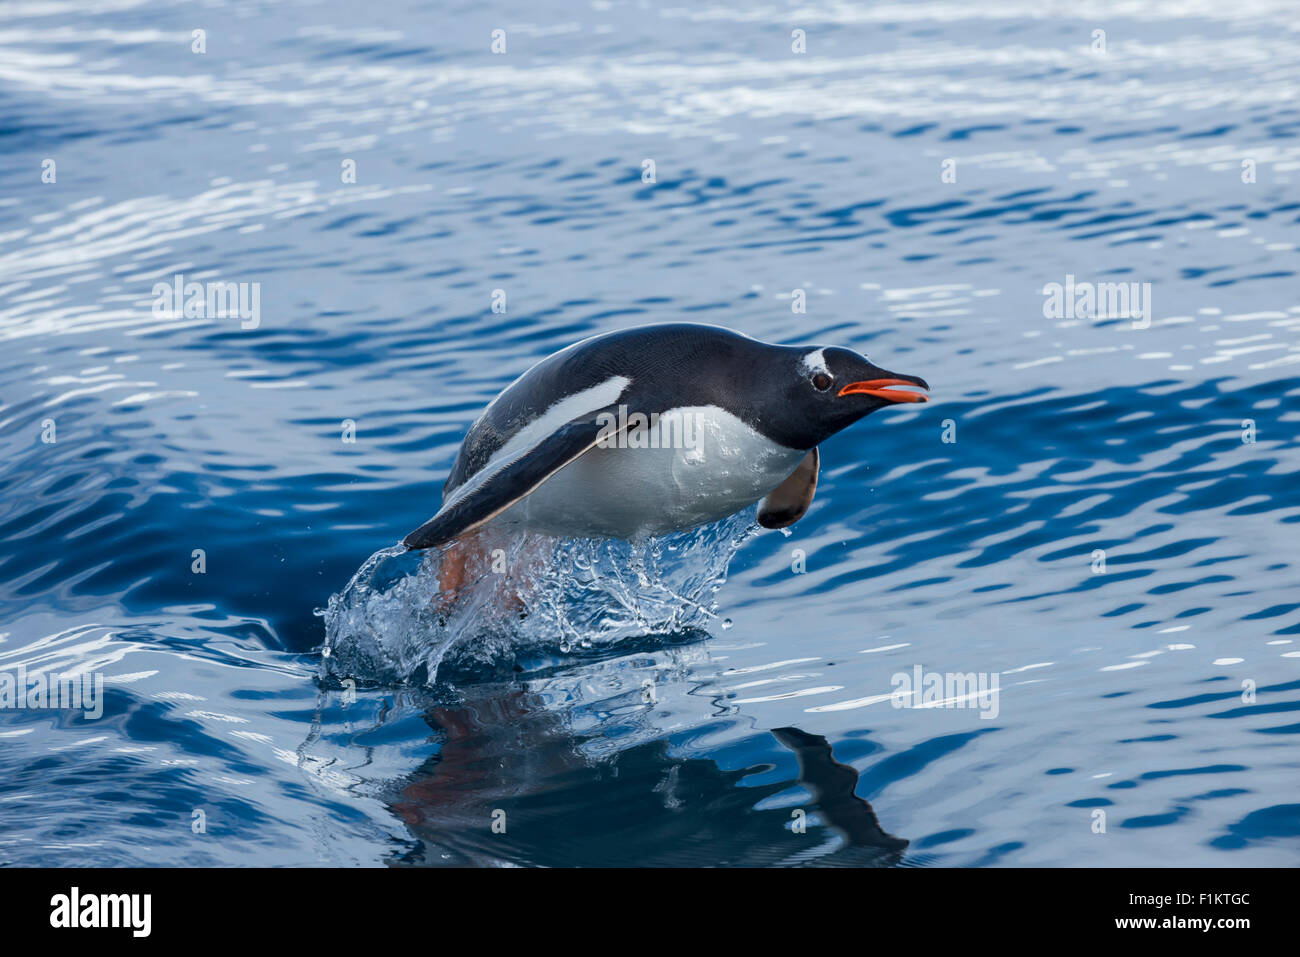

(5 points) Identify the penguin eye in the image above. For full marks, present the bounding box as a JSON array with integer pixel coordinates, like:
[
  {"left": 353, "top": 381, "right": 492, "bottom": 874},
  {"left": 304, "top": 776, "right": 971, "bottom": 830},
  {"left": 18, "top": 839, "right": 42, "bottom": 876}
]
[{"left": 811, "top": 372, "right": 833, "bottom": 392}]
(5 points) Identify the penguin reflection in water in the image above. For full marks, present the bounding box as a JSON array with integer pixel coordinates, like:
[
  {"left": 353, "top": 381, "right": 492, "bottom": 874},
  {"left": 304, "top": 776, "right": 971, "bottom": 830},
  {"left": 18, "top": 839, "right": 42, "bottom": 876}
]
[{"left": 403, "top": 323, "right": 930, "bottom": 604}]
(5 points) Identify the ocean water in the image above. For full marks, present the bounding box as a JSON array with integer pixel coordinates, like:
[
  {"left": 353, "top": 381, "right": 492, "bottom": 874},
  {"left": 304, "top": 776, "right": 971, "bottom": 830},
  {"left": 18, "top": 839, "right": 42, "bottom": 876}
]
[{"left": 1, "top": 0, "right": 1298, "bottom": 867}]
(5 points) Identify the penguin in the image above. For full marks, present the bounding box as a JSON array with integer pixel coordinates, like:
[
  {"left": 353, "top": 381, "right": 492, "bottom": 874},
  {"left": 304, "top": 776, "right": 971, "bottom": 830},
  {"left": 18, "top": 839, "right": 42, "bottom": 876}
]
[{"left": 403, "top": 322, "right": 928, "bottom": 550}]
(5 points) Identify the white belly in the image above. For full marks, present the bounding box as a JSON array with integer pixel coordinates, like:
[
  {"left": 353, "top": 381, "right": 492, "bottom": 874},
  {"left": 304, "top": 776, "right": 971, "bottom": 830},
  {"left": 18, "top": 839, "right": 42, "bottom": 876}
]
[{"left": 493, "top": 405, "right": 806, "bottom": 540}]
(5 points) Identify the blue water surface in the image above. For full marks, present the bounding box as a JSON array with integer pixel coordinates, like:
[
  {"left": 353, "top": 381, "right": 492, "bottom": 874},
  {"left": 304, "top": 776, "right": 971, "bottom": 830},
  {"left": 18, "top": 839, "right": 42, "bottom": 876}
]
[{"left": 1, "top": 0, "right": 1298, "bottom": 866}]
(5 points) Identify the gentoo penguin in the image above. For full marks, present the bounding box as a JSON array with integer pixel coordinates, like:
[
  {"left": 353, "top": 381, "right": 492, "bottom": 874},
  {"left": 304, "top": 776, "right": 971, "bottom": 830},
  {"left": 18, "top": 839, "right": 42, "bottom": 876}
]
[{"left": 403, "top": 323, "right": 928, "bottom": 550}]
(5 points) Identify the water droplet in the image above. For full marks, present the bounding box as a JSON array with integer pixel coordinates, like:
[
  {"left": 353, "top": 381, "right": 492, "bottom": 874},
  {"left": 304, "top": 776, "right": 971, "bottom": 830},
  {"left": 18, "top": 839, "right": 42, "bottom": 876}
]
[{"left": 721, "top": 618, "right": 733, "bottom": 630}]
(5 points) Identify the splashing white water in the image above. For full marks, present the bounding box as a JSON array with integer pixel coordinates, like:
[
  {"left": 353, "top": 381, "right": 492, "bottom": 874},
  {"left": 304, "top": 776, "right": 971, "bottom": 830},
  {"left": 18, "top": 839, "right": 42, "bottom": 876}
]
[{"left": 319, "top": 511, "right": 760, "bottom": 687}]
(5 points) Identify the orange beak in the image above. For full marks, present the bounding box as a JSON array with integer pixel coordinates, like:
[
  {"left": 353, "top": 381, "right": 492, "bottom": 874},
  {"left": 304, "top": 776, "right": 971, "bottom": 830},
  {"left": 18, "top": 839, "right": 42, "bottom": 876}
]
[{"left": 838, "top": 377, "right": 930, "bottom": 404}]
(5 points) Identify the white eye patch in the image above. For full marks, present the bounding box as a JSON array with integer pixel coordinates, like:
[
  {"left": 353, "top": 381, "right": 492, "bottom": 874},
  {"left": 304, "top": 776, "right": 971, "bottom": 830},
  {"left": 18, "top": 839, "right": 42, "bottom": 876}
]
[{"left": 800, "top": 348, "right": 830, "bottom": 376}]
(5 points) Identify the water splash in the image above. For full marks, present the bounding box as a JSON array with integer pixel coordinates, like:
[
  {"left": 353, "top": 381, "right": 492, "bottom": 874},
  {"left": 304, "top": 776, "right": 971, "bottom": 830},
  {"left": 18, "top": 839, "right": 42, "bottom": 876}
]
[{"left": 319, "top": 511, "right": 760, "bottom": 687}]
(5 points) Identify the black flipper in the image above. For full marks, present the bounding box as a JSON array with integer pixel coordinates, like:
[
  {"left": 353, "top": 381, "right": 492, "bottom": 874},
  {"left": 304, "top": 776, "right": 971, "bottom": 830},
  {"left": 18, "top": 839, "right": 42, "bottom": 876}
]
[
  {"left": 403, "top": 410, "right": 626, "bottom": 550},
  {"left": 756, "top": 447, "right": 818, "bottom": 529}
]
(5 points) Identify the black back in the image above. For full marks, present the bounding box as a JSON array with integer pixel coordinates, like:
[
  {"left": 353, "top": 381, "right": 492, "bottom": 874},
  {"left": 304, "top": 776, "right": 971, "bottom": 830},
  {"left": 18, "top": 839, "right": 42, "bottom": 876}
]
[{"left": 443, "top": 323, "right": 806, "bottom": 497}]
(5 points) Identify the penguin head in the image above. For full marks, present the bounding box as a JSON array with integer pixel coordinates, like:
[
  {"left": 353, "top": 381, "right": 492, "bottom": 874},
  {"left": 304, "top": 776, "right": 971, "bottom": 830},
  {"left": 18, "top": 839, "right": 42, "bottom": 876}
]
[{"left": 762, "top": 345, "right": 929, "bottom": 449}]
